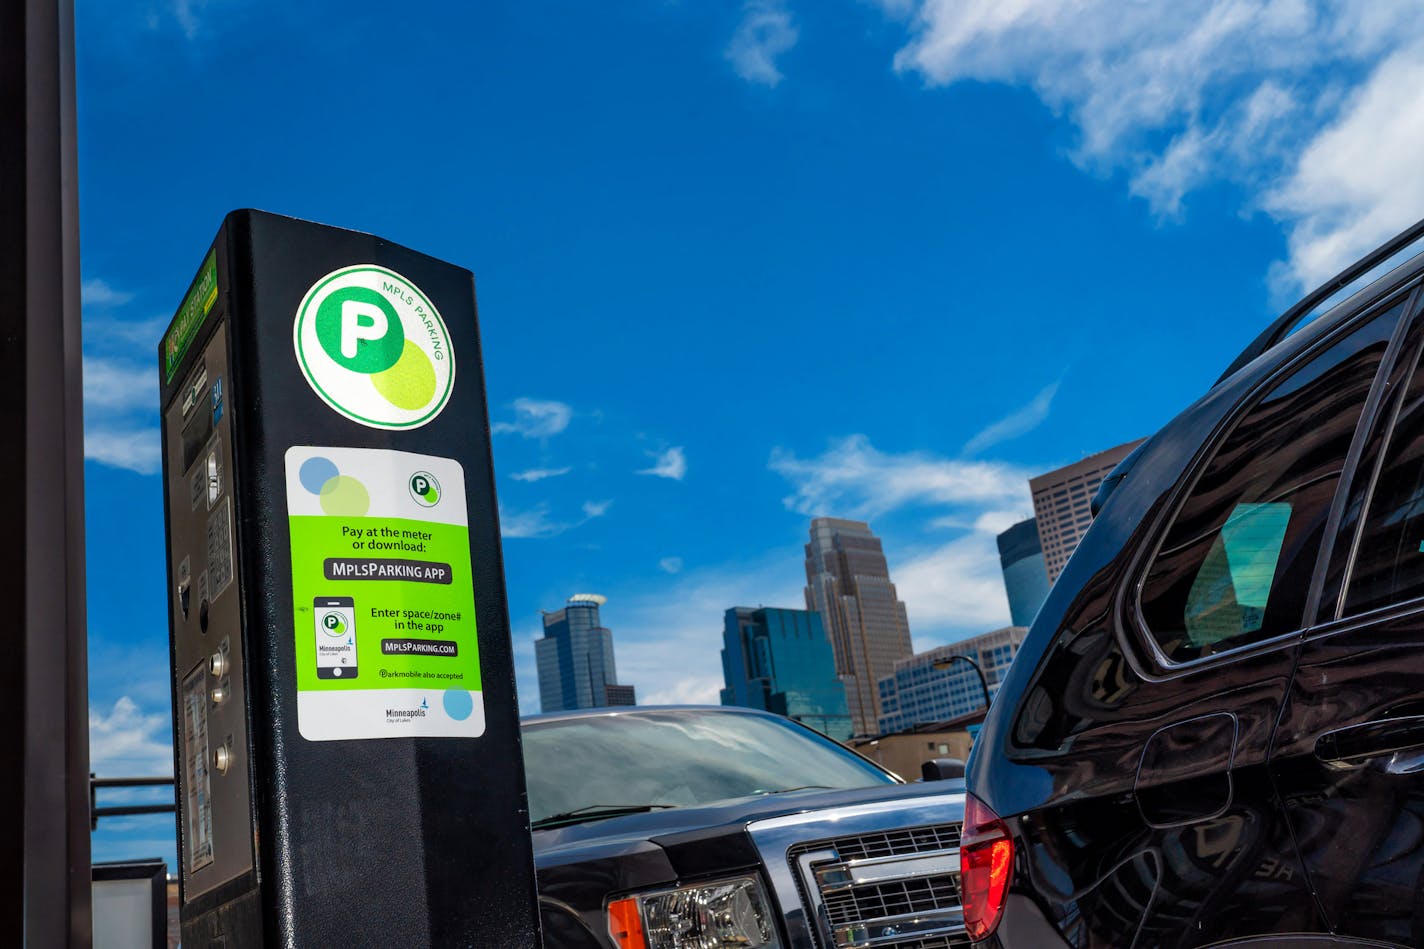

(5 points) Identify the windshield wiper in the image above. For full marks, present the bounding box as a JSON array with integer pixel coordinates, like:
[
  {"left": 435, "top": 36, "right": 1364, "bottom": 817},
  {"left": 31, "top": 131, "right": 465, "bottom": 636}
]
[
  {"left": 531, "top": 803, "right": 677, "bottom": 830},
  {"left": 755, "top": 785, "right": 835, "bottom": 795}
]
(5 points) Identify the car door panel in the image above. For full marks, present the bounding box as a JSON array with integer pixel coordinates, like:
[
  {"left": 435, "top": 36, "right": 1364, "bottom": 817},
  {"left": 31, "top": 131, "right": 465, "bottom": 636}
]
[{"left": 1271, "top": 285, "right": 1424, "bottom": 948}]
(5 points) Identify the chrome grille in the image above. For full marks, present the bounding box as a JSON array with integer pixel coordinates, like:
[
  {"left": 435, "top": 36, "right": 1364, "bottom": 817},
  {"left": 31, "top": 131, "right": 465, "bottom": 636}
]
[
  {"left": 830, "top": 825, "right": 961, "bottom": 861},
  {"left": 820, "top": 874, "right": 961, "bottom": 927},
  {"left": 751, "top": 799, "right": 967, "bottom": 949}
]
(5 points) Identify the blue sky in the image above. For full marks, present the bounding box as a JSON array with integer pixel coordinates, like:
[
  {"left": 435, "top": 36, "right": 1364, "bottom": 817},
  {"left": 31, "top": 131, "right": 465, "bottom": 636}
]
[{"left": 80, "top": 0, "right": 1424, "bottom": 870}]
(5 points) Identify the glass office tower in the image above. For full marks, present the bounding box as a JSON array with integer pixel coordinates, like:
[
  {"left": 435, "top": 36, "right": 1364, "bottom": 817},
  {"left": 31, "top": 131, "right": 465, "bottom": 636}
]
[
  {"left": 997, "top": 517, "right": 1051, "bottom": 627},
  {"left": 719, "top": 607, "right": 853, "bottom": 741},
  {"left": 535, "top": 594, "right": 636, "bottom": 712}
]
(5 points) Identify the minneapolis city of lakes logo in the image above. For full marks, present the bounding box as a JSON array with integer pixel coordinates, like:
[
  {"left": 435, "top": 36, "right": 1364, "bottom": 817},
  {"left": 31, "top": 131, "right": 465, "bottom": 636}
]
[{"left": 292, "top": 265, "right": 455, "bottom": 430}]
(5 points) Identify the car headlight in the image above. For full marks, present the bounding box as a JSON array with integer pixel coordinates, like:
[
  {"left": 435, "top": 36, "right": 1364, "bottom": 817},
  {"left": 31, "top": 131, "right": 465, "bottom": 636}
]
[{"left": 606, "top": 874, "right": 782, "bottom": 949}]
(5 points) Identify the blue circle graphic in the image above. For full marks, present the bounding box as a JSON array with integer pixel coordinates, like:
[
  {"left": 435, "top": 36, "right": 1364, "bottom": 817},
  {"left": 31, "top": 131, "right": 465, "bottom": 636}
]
[
  {"left": 443, "top": 688, "right": 474, "bottom": 722},
  {"left": 299, "top": 456, "right": 340, "bottom": 494}
]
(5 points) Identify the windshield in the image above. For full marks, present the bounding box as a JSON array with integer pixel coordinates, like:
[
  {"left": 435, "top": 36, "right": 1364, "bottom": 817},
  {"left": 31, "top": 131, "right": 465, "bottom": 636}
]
[{"left": 522, "top": 710, "right": 895, "bottom": 825}]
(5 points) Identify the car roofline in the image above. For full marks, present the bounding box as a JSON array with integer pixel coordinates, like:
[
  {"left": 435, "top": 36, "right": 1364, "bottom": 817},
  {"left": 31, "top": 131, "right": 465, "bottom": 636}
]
[{"left": 1216, "top": 215, "right": 1424, "bottom": 388}]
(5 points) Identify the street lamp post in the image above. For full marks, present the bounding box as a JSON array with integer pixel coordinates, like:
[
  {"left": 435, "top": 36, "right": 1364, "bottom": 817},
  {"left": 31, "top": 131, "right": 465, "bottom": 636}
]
[{"left": 931, "top": 655, "right": 993, "bottom": 711}]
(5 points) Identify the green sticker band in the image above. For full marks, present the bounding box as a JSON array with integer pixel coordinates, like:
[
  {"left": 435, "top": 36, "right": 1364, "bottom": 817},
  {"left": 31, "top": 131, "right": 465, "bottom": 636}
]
[
  {"left": 285, "top": 446, "right": 485, "bottom": 741},
  {"left": 164, "top": 248, "right": 219, "bottom": 383}
]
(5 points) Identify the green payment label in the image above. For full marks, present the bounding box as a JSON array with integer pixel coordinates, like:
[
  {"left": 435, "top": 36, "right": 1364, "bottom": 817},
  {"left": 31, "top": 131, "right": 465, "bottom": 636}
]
[
  {"left": 164, "top": 248, "right": 219, "bottom": 383},
  {"left": 286, "top": 446, "right": 485, "bottom": 741}
]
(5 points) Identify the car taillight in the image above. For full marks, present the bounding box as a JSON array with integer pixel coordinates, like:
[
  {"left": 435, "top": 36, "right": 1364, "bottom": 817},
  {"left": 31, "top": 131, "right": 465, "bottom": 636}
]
[{"left": 961, "top": 793, "right": 1013, "bottom": 940}]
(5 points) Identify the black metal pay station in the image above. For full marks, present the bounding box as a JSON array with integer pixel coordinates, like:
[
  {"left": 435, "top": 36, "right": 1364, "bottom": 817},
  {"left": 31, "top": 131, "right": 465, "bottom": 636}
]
[{"left": 159, "top": 210, "right": 540, "bottom": 947}]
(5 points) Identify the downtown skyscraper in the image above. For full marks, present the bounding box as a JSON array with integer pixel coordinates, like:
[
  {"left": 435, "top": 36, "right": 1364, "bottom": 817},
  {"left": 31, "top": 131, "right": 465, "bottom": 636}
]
[
  {"left": 1030, "top": 439, "right": 1145, "bottom": 583},
  {"left": 719, "top": 606, "right": 853, "bottom": 741},
  {"left": 804, "top": 518, "right": 914, "bottom": 737},
  {"left": 535, "top": 594, "right": 636, "bottom": 712}
]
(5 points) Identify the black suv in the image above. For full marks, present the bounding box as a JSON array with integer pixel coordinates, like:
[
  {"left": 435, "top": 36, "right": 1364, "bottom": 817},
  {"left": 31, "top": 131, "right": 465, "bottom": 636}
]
[{"left": 965, "top": 218, "right": 1424, "bottom": 948}]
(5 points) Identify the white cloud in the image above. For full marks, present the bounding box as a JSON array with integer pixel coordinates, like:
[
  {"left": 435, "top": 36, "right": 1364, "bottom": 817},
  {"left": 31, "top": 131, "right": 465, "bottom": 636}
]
[
  {"left": 641, "top": 676, "right": 724, "bottom": 707},
  {"left": 884, "top": 0, "right": 1424, "bottom": 289},
  {"left": 491, "top": 398, "right": 573, "bottom": 438},
  {"left": 582, "top": 498, "right": 614, "bottom": 519},
  {"left": 893, "top": 533, "right": 1014, "bottom": 639},
  {"left": 86, "top": 314, "right": 168, "bottom": 350},
  {"left": 85, "top": 428, "right": 161, "bottom": 475},
  {"left": 605, "top": 557, "right": 806, "bottom": 707},
  {"left": 726, "top": 0, "right": 799, "bottom": 87},
  {"left": 1265, "top": 48, "right": 1424, "bottom": 288},
  {"left": 82, "top": 356, "right": 160, "bottom": 474},
  {"left": 82, "top": 279, "right": 134, "bottom": 308},
  {"left": 638, "top": 446, "right": 688, "bottom": 481},
  {"left": 514, "top": 558, "right": 805, "bottom": 713},
  {"left": 510, "top": 466, "right": 572, "bottom": 483},
  {"left": 659, "top": 556, "right": 684, "bottom": 574},
  {"left": 500, "top": 503, "right": 565, "bottom": 539},
  {"left": 962, "top": 382, "right": 1059, "bottom": 456},
  {"left": 770, "top": 434, "right": 1031, "bottom": 519},
  {"left": 89, "top": 696, "right": 173, "bottom": 777},
  {"left": 84, "top": 356, "right": 154, "bottom": 415},
  {"left": 501, "top": 498, "right": 611, "bottom": 539}
]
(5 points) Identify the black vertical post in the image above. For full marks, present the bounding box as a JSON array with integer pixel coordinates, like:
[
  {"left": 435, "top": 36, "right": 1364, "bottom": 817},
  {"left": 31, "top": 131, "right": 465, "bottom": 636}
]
[{"left": 0, "top": 0, "right": 91, "bottom": 944}]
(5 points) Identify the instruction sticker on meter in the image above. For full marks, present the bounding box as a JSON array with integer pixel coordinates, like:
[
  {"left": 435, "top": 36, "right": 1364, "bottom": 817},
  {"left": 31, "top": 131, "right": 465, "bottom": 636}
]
[{"left": 285, "top": 446, "right": 484, "bottom": 740}]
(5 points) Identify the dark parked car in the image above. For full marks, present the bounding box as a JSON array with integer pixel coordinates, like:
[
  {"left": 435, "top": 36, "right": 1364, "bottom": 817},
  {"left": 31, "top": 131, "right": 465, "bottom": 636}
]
[
  {"left": 524, "top": 706, "right": 969, "bottom": 948},
  {"left": 966, "top": 219, "right": 1424, "bottom": 947}
]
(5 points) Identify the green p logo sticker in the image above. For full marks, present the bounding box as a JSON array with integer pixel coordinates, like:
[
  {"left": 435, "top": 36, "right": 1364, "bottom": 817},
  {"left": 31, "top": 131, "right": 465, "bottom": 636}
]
[
  {"left": 294, "top": 265, "right": 455, "bottom": 429},
  {"left": 409, "top": 471, "right": 441, "bottom": 507},
  {"left": 321, "top": 612, "right": 348, "bottom": 636}
]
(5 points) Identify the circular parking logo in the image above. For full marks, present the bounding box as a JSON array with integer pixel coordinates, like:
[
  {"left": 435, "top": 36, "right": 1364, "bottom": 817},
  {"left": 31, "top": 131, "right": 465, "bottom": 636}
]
[
  {"left": 321, "top": 612, "right": 348, "bottom": 637},
  {"left": 293, "top": 265, "right": 455, "bottom": 429},
  {"left": 409, "top": 471, "right": 441, "bottom": 507}
]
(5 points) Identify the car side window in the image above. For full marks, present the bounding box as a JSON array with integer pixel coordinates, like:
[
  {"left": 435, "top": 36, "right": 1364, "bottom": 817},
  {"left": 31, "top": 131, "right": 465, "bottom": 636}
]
[
  {"left": 1139, "top": 304, "right": 1403, "bottom": 663},
  {"left": 1344, "top": 323, "right": 1424, "bottom": 616}
]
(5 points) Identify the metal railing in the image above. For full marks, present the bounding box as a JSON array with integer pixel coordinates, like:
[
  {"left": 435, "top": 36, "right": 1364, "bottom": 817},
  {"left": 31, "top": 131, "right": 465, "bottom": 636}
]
[{"left": 89, "top": 775, "right": 176, "bottom": 831}]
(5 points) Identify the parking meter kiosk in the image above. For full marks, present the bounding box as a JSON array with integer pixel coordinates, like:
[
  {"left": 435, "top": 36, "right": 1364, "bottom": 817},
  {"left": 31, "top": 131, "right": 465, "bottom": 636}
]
[{"left": 159, "top": 210, "right": 540, "bottom": 946}]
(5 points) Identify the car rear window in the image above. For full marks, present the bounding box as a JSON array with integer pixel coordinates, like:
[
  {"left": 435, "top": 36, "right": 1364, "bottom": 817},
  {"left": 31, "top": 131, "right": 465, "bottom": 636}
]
[{"left": 1138, "top": 303, "right": 1403, "bottom": 663}]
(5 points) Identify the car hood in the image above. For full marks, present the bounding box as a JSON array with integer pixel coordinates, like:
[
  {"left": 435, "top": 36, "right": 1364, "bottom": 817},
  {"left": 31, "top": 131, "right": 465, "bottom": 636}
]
[{"left": 534, "top": 779, "right": 963, "bottom": 866}]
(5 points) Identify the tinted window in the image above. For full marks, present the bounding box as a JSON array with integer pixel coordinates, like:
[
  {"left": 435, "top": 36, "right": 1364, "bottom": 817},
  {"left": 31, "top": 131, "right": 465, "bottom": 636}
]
[
  {"left": 521, "top": 710, "right": 893, "bottom": 824},
  {"left": 1140, "top": 305, "right": 1401, "bottom": 663},
  {"left": 1345, "top": 324, "right": 1424, "bottom": 615}
]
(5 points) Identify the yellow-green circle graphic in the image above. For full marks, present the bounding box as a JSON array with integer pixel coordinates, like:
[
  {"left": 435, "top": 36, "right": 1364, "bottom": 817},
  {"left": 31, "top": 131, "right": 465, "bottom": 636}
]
[
  {"left": 293, "top": 265, "right": 455, "bottom": 430},
  {"left": 318, "top": 475, "right": 370, "bottom": 516},
  {"left": 372, "top": 340, "right": 437, "bottom": 410}
]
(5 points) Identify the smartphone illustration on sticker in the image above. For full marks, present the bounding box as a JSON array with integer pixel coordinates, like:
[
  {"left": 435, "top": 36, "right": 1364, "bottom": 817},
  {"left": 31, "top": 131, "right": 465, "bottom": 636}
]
[{"left": 315, "top": 596, "right": 357, "bottom": 679}]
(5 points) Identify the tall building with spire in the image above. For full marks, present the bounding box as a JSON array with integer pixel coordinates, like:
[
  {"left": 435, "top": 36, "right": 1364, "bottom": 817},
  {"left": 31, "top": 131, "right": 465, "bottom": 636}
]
[
  {"left": 535, "top": 594, "right": 636, "bottom": 712},
  {"left": 803, "top": 518, "right": 914, "bottom": 737}
]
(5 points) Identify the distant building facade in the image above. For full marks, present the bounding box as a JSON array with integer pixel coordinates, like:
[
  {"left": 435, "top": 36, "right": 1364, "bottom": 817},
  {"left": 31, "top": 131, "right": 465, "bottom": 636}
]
[
  {"left": 535, "top": 594, "right": 636, "bottom": 712},
  {"left": 1030, "top": 440, "right": 1145, "bottom": 583},
  {"left": 876, "top": 627, "right": 1028, "bottom": 734},
  {"left": 603, "top": 684, "right": 636, "bottom": 707},
  {"left": 997, "top": 518, "right": 1051, "bottom": 627},
  {"left": 804, "top": 518, "right": 914, "bottom": 737},
  {"left": 719, "top": 607, "right": 852, "bottom": 741}
]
